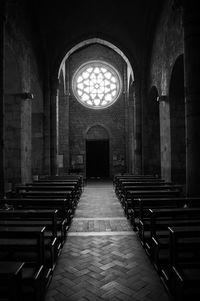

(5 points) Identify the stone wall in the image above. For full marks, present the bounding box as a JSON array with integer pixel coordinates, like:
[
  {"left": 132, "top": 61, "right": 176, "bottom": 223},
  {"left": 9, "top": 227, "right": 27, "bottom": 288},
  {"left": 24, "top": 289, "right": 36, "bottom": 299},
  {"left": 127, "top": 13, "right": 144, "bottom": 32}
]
[
  {"left": 4, "top": 2, "right": 44, "bottom": 188},
  {"left": 145, "top": 1, "right": 184, "bottom": 181},
  {"left": 59, "top": 44, "right": 127, "bottom": 177}
]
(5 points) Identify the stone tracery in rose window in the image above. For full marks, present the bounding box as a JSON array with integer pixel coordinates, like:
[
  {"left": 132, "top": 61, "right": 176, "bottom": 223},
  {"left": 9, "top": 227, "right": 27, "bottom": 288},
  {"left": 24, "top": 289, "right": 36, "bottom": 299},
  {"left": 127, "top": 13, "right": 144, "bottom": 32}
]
[{"left": 72, "top": 61, "right": 122, "bottom": 109}]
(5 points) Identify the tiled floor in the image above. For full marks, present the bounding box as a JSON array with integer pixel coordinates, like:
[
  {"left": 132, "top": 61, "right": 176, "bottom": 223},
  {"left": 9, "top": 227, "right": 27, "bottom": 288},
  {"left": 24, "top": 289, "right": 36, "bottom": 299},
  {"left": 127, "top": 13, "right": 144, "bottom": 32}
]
[{"left": 45, "top": 180, "right": 171, "bottom": 301}]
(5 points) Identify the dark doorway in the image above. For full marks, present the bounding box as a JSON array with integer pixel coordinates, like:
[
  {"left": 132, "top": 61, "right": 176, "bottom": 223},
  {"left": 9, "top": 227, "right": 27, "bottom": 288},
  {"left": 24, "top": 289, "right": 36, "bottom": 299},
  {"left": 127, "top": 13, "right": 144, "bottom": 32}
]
[{"left": 86, "top": 140, "right": 109, "bottom": 178}]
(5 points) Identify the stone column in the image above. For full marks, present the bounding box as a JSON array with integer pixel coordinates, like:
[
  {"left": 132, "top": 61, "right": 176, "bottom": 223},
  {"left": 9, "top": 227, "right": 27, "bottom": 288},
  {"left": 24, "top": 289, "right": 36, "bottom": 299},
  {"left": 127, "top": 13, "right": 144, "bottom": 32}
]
[
  {"left": 182, "top": 1, "right": 200, "bottom": 195},
  {"left": 50, "top": 82, "right": 59, "bottom": 175},
  {"left": 133, "top": 84, "right": 142, "bottom": 175},
  {"left": 58, "top": 61, "right": 70, "bottom": 175},
  {"left": 43, "top": 81, "right": 51, "bottom": 175},
  {"left": 0, "top": 1, "right": 5, "bottom": 197},
  {"left": 124, "top": 65, "right": 129, "bottom": 173},
  {"left": 158, "top": 96, "right": 171, "bottom": 182},
  {"left": 128, "top": 82, "right": 135, "bottom": 174}
]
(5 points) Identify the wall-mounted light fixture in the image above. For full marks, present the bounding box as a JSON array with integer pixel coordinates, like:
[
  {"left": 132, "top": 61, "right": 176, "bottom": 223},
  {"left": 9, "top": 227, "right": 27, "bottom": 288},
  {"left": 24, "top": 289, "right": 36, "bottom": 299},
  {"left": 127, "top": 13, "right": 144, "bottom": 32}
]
[
  {"left": 5, "top": 92, "right": 34, "bottom": 100},
  {"left": 156, "top": 95, "right": 167, "bottom": 102},
  {"left": 18, "top": 92, "right": 34, "bottom": 100}
]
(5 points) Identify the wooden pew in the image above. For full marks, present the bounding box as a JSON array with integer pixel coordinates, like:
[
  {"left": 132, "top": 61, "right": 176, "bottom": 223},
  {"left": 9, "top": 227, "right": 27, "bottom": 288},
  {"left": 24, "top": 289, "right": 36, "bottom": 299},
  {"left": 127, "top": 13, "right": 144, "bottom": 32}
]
[
  {"left": 148, "top": 208, "right": 200, "bottom": 272},
  {"left": 0, "top": 209, "right": 60, "bottom": 270},
  {"left": 8, "top": 189, "right": 76, "bottom": 220},
  {"left": 3, "top": 198, "right": 70, "bottom": 244},
  {"left": 137, "top": 197, "right": 190, "bottom": 244},
  {"left": 136, "top": 196, "right": 200, "bottom": 243},
  {"left": 0, "top": 261, "right": 24, "bottom": 301},
  {"left": 38, "top": 174, "right": 84, "bottom": 190},
  {"left": 14, "top": 184, "right": 78, "bottom": 203},
  {"left": 120, "top": 184, "right": 183, "bottom": 210},
  {"left": 30, "top": 180, "right": 82, "bottom": 196},
  {"left": 0, "top": 226, "right": 47, "bottom": 301},
  {"left": 12, "top": 185, "right": 79, "bottom": 212},
  {"left": 113, "top": 175, "right": 163, "bottom": 192},
  {"left": 162, "top": 226, "right": 200, "bottom": 300},
  {"left": 124, "top": 189, "right": 181, "bottom": 223},
  {"left": 113, "top": 175, "right": 160, "bottom": 187},
  {"left": 113, "top": 174, "right": 160, "bottom": 190},
  {"left": 30, "top": 180, "right": 81, "bottom": 195},
  {"left": 115, "top": 179, "right": 168, "bottom": 199}
]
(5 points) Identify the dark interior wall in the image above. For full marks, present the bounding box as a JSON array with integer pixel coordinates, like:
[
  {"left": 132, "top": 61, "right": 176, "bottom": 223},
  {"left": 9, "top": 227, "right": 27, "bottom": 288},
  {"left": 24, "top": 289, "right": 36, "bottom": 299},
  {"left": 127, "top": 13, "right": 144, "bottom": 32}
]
[
  {"left": 149, "top": 2, "right": 183, "bottom": 92},
  {"left": 31, "top": 76, "right": 44, "bottom": 176},
  {"left": 170, "top": 55, "right": 185, "bottom": 185},
  {"left": 4, "top": 44, "right": 21, "bottom": 187},
  {"left": 143, "top": 86, "right": 160, "bottom": 175},
  {"left": 146, "top": 1, "right": 184, "bottom": 181},
  {"left": 4, "top": 2, "right": 44, "bottom": 187},
  {"left": 59, "top": 44, "right": 126, "bottom": 177}
]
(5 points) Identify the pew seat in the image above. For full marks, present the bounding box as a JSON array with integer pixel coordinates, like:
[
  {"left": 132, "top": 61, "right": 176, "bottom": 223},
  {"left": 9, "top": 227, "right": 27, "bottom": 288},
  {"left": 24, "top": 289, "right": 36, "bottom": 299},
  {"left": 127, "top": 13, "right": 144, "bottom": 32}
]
[
  {"left": 3, "top": 198, "right": 70, "bottom": 242},
  {"left": 137, "top": 197, "right": 200, "bottom": 244},
  {"left": 161, "top": 226, "right": 200, "bottom": 299},
  {"left": 125, "top": 189, "right": 181, "bottom": 226},
  {"left": 147, "top": 209, "right": 200, "bottom": 271},
  {"left": 0, "top": 209, "right": 60, "bottom": 270},
  {"left": 0, "top": 226, "right": 48, "bottom": 301},
  {"left": 0, "top": 261, "right": 24, "bottom": 301}
]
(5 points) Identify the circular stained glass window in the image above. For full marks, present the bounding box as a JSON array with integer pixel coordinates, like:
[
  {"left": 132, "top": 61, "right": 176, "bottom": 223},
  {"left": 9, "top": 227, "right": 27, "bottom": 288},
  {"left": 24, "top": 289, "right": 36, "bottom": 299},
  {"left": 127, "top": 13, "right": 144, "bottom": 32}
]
[{"left": 72, "top": 61, "right": 122, "bottom": 109}]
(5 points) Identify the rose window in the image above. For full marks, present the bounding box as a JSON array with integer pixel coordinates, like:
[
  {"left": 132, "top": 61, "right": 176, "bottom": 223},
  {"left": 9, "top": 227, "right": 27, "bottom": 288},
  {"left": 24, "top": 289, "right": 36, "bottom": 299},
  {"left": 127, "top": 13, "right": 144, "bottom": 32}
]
[{"left": 72, "top": 61, "right": 121, "bottom": 109}]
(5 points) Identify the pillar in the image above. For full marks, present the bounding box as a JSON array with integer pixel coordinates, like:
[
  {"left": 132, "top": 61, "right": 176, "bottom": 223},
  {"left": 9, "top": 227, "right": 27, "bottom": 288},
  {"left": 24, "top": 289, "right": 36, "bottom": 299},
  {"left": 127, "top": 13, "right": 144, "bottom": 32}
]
[
  {"left": 158, "top": 96, "right": 171, "bottom": 182},
  {"left": 182, "top": 1, "right": 200, "bottom": 195},
  {"left": 0, "top": 1, "right": 5, "bottom": 197},
  {"left": 50, "top": 81, "right": 59, "bottom": 175},
  {"left": 128, "top": 82, "right": 135, "bottom": 174},
  {"left": 43, "top": 81, "right": 51, "bottom": 175},
  {"left": 134, "top": 84, "right": 142, "bottom": 175},
  {"left": 58, "top": 61, "right": 70, "bottom": 175}
]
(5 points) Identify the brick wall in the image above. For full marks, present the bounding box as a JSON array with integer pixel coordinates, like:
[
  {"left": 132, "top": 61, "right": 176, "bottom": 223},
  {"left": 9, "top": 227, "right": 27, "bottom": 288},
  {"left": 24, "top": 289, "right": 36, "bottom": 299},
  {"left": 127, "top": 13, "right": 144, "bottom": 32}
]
[{"left": 59, "top": 44, "right": 127, "bottom": 177}]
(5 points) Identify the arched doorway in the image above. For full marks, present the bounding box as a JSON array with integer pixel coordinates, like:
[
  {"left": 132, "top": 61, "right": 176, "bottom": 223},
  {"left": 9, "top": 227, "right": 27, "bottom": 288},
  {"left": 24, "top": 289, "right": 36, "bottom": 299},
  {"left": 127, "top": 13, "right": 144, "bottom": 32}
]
[
  {"left": 86, "top": 125, "right": 110, "bottom": 178},
  {"left": 169, "top": 55, "right": 186, "bottom": 185}
]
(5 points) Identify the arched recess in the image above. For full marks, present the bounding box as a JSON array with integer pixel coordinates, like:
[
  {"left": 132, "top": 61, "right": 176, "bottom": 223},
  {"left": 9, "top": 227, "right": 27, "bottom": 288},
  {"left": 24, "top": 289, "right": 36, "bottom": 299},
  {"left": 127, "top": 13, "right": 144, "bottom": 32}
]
[
  {"left": 143, "top": 86, "right": 160, "bottom": 175},
  {"left": 169, "top": 54, "right": 186, "bottom": 185},
  {"left": 85, "top": 124, "right": 110, "bottom": 178}
]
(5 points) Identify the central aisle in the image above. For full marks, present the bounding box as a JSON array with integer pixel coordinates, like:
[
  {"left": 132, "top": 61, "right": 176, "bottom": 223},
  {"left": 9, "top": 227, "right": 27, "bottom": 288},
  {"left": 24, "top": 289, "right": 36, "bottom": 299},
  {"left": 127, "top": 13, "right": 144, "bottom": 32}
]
[{"left": 45, "top": 180, "right": 170, "bottom": 301}]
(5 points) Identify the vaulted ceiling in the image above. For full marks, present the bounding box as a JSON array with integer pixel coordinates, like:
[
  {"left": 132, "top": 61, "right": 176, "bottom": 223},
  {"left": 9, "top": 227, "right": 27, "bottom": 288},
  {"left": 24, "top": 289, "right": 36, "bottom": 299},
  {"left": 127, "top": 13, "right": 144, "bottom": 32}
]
[
  {"left": 5, "top": 0, "right": 164, "bottom": 81},
  {"left": 27, "top": 0, "right": 163, "bottom": 72}
]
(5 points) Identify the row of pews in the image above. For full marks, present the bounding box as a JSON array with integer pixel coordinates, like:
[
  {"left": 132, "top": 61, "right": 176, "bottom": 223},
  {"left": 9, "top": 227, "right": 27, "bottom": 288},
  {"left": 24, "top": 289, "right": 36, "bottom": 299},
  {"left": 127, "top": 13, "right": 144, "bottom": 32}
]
[
  {"left": 0, "top": 174, "right": 83, "bottom": 301},
  {"left": 114, "top": 174, "right": 200, "bottom": 301}
]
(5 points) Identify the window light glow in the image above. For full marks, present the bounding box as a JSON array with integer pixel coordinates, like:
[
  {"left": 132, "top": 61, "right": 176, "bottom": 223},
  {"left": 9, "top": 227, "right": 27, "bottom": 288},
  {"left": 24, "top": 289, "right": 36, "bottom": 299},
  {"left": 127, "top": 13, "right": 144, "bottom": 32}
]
[{"left": 72, "top": 61, "right": 121, "bottom": 109}]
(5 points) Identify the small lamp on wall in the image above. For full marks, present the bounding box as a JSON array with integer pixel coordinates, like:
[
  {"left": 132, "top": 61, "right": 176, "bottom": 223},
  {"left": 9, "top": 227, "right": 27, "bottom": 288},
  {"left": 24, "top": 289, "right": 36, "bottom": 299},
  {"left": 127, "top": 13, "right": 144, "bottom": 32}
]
[
  {"left": 156, "top": 95, "right": 167, "bottom": 102},
  {"left": 5, "top": 92, "right": 34, "bottom": 100},
  {"left": 19, "top": 92, "right": 34, "bottom": 100}
]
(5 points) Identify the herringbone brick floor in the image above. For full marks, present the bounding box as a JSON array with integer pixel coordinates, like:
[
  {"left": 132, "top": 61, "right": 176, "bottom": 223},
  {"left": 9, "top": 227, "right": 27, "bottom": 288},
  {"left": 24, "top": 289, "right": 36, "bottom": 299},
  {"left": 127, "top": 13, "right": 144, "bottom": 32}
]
[{"left": 45, "top": 179, "right": 171, "bottom": 301}]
